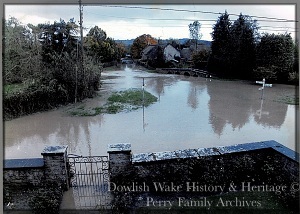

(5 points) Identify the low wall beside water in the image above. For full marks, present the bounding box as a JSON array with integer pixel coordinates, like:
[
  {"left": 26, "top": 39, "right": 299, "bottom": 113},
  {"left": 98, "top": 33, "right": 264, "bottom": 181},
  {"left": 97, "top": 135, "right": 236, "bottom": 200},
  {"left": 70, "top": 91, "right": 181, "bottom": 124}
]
[
  {"left": 4, "top": 146, "right": 69, "bottom": 211},
  {"left": 3, "top": 140, "right": 299, "bottom": 212},
  {"left": 108, "top": 140, "right": 299, "bottom": 212}
]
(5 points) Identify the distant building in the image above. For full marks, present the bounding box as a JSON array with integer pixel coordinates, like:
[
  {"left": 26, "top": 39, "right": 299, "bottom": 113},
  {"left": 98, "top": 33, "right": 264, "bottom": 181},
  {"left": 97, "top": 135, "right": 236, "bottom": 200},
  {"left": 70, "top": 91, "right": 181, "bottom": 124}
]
[
  {"left": 163, "top": 44, "right": 181, "bottom": 63},
  {"left": 140, "top": 45, "right": 159, "bottom": 61},
  {"left": 141, "top": 44, "right": 181, "bottom": 63}
]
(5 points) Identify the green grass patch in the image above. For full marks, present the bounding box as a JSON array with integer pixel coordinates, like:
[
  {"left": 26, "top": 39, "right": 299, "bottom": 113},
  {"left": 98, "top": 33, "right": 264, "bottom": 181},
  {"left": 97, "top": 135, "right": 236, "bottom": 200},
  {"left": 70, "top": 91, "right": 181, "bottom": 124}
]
[
  {"left": 106, "top": 103, "right": 124, "bottom": 114},
  {"left": 108, "top": 88, "right": 158, "bottom": 107},
  {"left": 67, "top": 88, "right": 158, "bottom": 116},
  {"left": 274, "top": 95, "right": 299, "bottom": 105}
]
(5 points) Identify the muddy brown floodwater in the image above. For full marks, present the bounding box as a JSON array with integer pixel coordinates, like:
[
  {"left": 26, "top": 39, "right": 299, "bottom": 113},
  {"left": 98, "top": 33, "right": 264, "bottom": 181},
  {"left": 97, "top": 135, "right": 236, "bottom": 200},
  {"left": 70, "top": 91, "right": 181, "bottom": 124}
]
[{"left": 4, "top": 65, "right": 298, "bottom": 159}]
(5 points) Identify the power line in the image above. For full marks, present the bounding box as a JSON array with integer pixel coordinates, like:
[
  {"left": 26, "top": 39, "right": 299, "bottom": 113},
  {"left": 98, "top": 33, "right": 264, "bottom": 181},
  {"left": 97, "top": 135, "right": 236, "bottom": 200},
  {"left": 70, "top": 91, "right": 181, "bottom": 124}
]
[
  {"left": 84, "top": 6, "right": 297, "bottom": 37},
  {"left": 87, "top": 10, "right": 296, "bottom": 24},
  {"left": 87, "top": 12, "right": 216, "bottom": 22},
  {"left": 99, "top": 5, "right": 297, "bottom": 22},
  {"left": 84, "top": 18, "right": 296, "bottom": 31},
  {"left": 86, "top": 22, "right": 296, "bottom": 29},
  {"left": 84, "top": 23, "right": 297, "bottom": 34}
]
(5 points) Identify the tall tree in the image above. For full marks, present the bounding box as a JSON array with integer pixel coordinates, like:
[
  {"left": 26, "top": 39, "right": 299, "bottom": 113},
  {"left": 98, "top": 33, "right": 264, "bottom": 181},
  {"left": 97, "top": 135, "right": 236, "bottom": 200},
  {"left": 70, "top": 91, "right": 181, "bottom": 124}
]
[
  {"left": 289, "top": 39, "right": 299, "bottom": 84},
  {"left": 85, "top": 26, "right": 107, "bottom": 63},
  {"left": 4, "top": 17, "right": 42, "bottom": 84},
  {"left": 38, "top": 18, "right": 79, "bottom": 64},
  {"left": 255, "top": 33, "right": 294, "bottom": 82},
  {"left": 188, "top": 21, "right": 202, "bottom": 51},
  {"left": 209, "top": 11, "right": 232, "bottom": 76},
  {"left": 85, "top": 26, "right": 125, "bottom": 62},
  {"left": 131, "top": 34, "right": 157, "bottom": 59},
  {"left": 115, "top": 42, "right": 126, "bottom": 60},
  {"left": 38, "top": 19, "right": 101, "bottom": 101},
  {"left": 230, "top": 14, "right": 258, "bottom": 79}
]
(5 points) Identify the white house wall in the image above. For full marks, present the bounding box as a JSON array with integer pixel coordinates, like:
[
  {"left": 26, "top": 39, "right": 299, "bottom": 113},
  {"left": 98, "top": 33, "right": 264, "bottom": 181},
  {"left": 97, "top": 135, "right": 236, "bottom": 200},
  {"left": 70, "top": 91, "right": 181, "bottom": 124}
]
[{"left": 163, "top": 44, "right": 180, "bottom": 62}]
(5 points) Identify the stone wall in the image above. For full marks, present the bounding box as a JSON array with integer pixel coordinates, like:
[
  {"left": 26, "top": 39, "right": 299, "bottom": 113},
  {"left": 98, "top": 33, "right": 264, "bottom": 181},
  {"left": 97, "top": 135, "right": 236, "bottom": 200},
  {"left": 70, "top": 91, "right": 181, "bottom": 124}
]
[
  {"left": 107, "top": 143, "right": 131, "bottom": 181},
  {"left": 4, "top": 145, "right": 69, "bottom": 211},
  {"left": 4, "top": 140, "right": 299, "bottom": 212},
  {"left": 41, "top": 145, "right": 69, "bottom": 190},
  {"left": 4, "top": 158, "right": 44, "bottom": 187},
  {"left": 108, "top": 140, "right": 299, "bottom": 180},
  {"left": 107, "top": 140, "right": 299, "bottom": 212}
]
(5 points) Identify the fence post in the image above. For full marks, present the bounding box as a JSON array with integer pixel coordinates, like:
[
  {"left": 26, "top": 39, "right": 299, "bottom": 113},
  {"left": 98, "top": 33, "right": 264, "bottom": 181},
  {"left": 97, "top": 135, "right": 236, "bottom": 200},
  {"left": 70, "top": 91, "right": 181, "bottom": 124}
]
[
  {"left": 41, "top": 145, "right": 69, "bottom": 190},
  {"left": 107, "top": 143, "right": 131, "bottom": 180}
]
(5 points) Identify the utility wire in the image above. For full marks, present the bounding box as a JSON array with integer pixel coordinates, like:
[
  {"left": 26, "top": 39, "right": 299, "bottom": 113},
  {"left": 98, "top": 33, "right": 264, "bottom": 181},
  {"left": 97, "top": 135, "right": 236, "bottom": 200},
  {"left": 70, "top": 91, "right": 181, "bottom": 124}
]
[
  {"left": 85, "top": 22, "right": 296, "bottom": 29},
  {"left": 84, "top": 19, "right": 296, "bottom": 31},
  {"left": 84, "top": 23, "right": 297, "bottom": 33},
  {"left": 87, "top": 12, "right": 216, "bottom": 22},
  {"left": 86, "top": 11, "right": 296, "bottom": 24},
  {"left": 99, "top": 5, "right": 297, "bottom": 22},
  {"left": 84, "top": 7, "right": 297, "bottom": 34}
]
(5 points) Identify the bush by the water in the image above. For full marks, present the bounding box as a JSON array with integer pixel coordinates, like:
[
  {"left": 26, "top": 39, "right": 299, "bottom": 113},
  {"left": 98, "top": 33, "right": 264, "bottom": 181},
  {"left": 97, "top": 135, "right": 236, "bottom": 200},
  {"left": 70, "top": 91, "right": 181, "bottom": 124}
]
[{"left": 4, "top": 85, "right": 69, "bottom": 120}]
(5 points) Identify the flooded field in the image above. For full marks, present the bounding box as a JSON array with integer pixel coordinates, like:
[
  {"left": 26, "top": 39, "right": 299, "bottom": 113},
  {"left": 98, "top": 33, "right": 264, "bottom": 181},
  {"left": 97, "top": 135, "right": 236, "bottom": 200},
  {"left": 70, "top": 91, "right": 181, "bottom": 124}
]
[{"left": 4, "top": 65, "right": 298, "bottom": 159}]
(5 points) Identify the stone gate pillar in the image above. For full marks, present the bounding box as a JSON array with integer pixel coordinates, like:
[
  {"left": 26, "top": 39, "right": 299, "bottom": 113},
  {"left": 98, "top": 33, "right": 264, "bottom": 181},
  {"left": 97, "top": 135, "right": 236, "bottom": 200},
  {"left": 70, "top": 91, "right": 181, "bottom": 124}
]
[
  {"left": 41, "top": 145, "right": 69, "bottom": 190},
  {"left": 107, "top": 143, "right": 131, "bottom": 180}
]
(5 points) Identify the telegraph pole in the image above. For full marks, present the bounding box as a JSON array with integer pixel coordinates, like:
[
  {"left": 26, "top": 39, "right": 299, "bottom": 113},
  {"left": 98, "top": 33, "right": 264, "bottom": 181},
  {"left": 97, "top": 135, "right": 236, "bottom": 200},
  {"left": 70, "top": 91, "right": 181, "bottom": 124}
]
[
  {"left": 79, "top": 0, "right": 84, "bottom": 74},
  {"left": 74, "top": 0, "right": 84, "bottom": 103}
]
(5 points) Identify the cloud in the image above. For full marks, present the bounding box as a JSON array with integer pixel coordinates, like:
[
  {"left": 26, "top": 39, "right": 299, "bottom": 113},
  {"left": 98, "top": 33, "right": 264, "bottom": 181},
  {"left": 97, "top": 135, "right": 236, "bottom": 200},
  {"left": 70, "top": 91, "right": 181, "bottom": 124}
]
[{"left": 5, "top": 4, "right": 296, "bottom": 40}]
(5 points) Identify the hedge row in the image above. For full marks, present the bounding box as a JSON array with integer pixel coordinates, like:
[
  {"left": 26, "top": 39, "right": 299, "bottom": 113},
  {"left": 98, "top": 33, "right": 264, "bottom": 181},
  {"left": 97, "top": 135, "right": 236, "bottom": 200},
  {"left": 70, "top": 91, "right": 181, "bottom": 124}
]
[{"left": 3, "top": 87, "right": 69, "bottom": 121}]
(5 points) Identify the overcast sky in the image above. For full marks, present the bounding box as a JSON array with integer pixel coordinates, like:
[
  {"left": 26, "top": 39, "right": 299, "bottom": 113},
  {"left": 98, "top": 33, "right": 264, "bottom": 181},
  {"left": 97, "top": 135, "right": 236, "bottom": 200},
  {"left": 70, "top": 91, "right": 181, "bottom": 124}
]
[{"left": 5, "top": 4, "right": 296, "bottom": 41}]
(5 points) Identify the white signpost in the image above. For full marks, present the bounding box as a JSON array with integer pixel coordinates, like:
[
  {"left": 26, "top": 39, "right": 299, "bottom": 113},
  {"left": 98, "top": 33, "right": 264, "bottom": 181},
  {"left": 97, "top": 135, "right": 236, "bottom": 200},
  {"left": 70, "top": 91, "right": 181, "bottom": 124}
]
[
  {"left": 255, "top": 78, "right": 272, "bottom": 119},
  {"left": 256, "top": 78, "right": 272, "bottom": 99}
]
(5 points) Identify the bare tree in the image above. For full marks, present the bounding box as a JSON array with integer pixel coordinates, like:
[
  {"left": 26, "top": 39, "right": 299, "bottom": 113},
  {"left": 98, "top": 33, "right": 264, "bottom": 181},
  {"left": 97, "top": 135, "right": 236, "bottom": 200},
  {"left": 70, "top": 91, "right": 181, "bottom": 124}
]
[{"left": 188, "top": 21, "right": 202, "bottom": 51}]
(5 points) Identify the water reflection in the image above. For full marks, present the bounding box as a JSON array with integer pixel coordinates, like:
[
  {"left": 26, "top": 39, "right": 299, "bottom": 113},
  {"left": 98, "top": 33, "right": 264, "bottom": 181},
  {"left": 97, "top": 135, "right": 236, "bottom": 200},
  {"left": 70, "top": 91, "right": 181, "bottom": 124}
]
[
  {"left": 207, "top": 81, "right": 252, "bottom": 135},
  {"left": 4, "top": 67, "right": 297, "bottom": 159},
  {"left": 4, "top": 109, "right": 105, "bottom": 158},
  {"left": 187, "top": 80, "right": 206, "bottom": 110},
  {"left": 206, "top": 80, "right": 290, "bottom": 135}
]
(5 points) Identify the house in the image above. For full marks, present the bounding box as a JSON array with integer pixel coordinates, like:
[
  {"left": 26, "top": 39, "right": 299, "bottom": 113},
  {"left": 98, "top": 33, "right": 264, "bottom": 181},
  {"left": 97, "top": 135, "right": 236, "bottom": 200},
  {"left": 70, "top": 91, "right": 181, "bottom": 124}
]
[
  {"left": 140, "top": 45, "right": 159, "bottom": 61},
  {"left": 163, "top": 44, "right": 181, "bottom": 63},
  {"left": 140, "top": 44, "right": 181, "bottom": 64}
]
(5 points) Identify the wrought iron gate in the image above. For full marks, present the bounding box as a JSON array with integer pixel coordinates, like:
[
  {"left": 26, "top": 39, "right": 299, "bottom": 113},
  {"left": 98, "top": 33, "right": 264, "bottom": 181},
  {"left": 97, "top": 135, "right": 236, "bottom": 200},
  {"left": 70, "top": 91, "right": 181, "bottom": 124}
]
[{"left": 67, "top": 155, "right": 111, "bottom": 209}]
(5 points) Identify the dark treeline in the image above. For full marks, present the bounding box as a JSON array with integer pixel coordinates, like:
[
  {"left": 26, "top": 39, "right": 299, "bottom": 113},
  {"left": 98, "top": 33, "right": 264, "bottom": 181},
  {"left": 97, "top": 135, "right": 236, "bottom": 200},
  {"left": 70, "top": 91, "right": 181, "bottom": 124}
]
[
  {"left": 205, "top": 12, "right": 298, "bottom": 83},
  {"left": 3, "top": 17, "right": 126, "bottom": 120}
]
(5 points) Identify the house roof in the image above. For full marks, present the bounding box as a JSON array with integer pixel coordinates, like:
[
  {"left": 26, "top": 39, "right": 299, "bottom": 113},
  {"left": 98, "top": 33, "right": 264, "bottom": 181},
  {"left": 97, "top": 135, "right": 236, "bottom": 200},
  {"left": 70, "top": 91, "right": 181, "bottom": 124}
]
[{"left": 141, "top": 45, "right": 157, "bottom": 55}]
